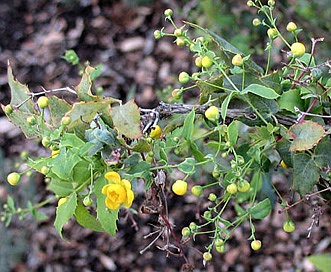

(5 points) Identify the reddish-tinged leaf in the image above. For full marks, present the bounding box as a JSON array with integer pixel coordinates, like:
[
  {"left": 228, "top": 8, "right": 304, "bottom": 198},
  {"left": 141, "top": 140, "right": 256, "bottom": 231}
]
[{"left": 288, "top": 121, "right": 325, "bottom": 152}]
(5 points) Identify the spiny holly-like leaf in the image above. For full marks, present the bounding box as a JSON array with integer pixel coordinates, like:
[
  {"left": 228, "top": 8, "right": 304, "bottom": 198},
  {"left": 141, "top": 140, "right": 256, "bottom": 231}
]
[
  {"left": 54, "top": 192, "right": 77, "bottom": 239},
  {"left": 289, "top": 121, "right": 325, "bottom": 152},
  {"left": 95, "top": 176, "right": 118, "bottom": 236},
  {"left": 293, "top": 153, "right": 320, "bottom": 195},
  {"left": 110, "top": 99, "right": 142, "bottom": 139},
  {"left": 7, "top": 64, "right": 35, "bottom": 114}
]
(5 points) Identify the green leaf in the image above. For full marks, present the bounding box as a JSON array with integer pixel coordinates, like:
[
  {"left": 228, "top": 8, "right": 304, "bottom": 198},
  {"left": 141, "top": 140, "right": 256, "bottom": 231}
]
[
  {"left": 248, "top": 93, "right": 279, "bottom": 115},
  {"left": 293, "top": 153, "right": 320, "bottom": 195},
  {"left": 127, "top": 161, "right": 151, "bottom": 177},
  {"left": 54, "top": 192, "right": 77, "bottom": 238},
  {"left": 241, "top": 84, "right": 280, "bottom": 99},
  {"left": 48, "top": 179, "right": 75, "bottom": 196},
  {"left": 197, "top": 76, "right": 224, "bottom": 104},
  {"left": 221, "top": 92, "right": 233, "bottom": 121},
  {"left": 110, "top": 99, "right": 142, "bottom": 139},
  {"left": 74, "top": 202, "right": 104, "bottom": 232},
  {"left": 307, "top": 254, "right": 331, "bottom": 272},
  {"left": 75, "top": 65, "right": 100, "bottom": 102},
  {"left": 7, "top": 64, "right": 35, "bottom": 114},
  {"left": 51, "top": 148, "right": 81, "bottom": 181},
  {"left": 227, "top": 120, "right": 239, "bottom": 146},
  {"left": 183, "top": 109, "right": 195, "bottom": 141},
  {"left": 249, "top": 198, "right": 271, "bottom": 219},
  {"left": 159, "top": 148, "right": 168, "bottom": 163},
  {"left": 314, "top": 141, "right": 331, "bottom": 168},
  {"left": 3, "top": 109, "right": 42, "bottom": 139},
  {"left": 278, "top": 89, "right": 304, "bottom": 113},
  {"left": 289, "top": 121, "right": 325, "bottom": 152},
  {"left": 178, "top": 158, "right": 196, "bottom": 174},
  {"left": 67, "top": 100, "right": 113, "bottom": 132},
  {"left": 48, "top": 96, "right": 72, "bottom": 126},
  {"left": 189, "top": 142, "right": 206, "bottom": 162},
  {"left": 276, "top": 138, "right": 293, "bottom": 168},
  {"left": 95, "top": 176, "right": 118, "bottom": 236}
]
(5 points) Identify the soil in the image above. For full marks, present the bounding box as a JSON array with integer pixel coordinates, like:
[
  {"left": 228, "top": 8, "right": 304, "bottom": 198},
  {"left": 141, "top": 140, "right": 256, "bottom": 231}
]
[{"left": 0, "top": 1, "right": 330, "bottom": 272}]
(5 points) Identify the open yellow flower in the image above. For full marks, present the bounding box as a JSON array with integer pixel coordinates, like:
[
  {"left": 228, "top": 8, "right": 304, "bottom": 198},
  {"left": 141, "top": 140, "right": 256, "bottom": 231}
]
[{"left": 101, "top": 171, "right": 134, "bottom": 210}]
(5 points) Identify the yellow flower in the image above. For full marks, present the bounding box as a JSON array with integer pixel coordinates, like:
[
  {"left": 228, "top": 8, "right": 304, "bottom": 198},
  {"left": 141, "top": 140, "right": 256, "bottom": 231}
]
[{"left": 102, "top": 171, "right": 134, "bottom": 210}]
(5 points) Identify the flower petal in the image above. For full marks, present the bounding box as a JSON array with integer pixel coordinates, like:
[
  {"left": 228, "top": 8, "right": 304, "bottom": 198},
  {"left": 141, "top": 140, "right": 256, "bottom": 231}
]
[
  {"left": 122, "top": 179, "right": 132, "bottom": 190},
  {"left": 105, "top": 197, "right": 121, "bottom": 210},
  {"left": 101, "top": 184, "right": 111, "bottom": 194},
  {"left": 104, "top": 171, "right": 121, "bottom": 183},
  {"left": 123, "top": 189, "right": 134, "bottom": 208}
]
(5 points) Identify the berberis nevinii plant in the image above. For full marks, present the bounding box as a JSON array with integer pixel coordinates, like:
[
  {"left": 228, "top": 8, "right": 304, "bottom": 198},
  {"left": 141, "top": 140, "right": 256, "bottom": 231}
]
[{"left": 1, "top": 0, "right": 331, "bottom": 269}]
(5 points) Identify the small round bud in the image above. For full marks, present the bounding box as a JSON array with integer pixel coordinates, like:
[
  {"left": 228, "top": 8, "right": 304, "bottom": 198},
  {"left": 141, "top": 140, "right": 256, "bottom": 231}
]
[
  {"left": 215, "top": 238, "right": 224, "bottom": 247},
  {"left": 251, "top": 240, "right": 262, "bottom": 250},
  {"left": 205, "top": 106, "right": 220, "bottom": 122},
  {"left": 61, "top": 116, "right": 71, "bottom": 126},
  {"left": 172, "top": 180, "right": 188, "bottom": 196},
  {"left": 268, "top": 0, "right": 275, "bottom": 6},
  {"left": 178, "top": 72, "right": 190, "bottom": 84},
  {"left": 191, "top": 185, "right": 203, "bottom": 197},
  {"left": 174, "top": 29, "right": 183, "bottom": 37},
  {"left": 203, "top": 252, "right": 213, "bottom": 261},
  {"left": 172, "top": 89, "right": 182, "bottom": 100},
  {"left": 7, "top": 172, "right": 21, "bottom": 186},
  {"left": 83, "top": 196, "right": 93, "bottom": 207},
  {"left": 247, "top": 0, "right": 254, "bottom": 7},
  {"left": 4, "top": 104, "right": 13, "bottom": 114},
  {"left": 238, "top": 179, "right": 250, "bottom": 193},
  {"left": 283, "top": 220, "right": 296, "bottom": 233},
  {"left": 201, "top": 56, "right": 213, "bottom": 68},
  {"left": 27, "top": 115, "right": 36, "bottom": 125},
  {"left": 40, "top": 166, "right": 49, "bottom": 175},
  {"left": 181, "top": 227, "right": 191, "bottom": 237},
  {"left": 216, "top": 244, "right": 226, "bottom": 253},
  {"left": 150, "top": 125, "right": 162, "bottom": 139},
  {"left": 176, "top": 37, "right": 185, "bottom": 47},
  {"left": 208, "top": 193, "right": 217, "bottom": 202},
  {"left": 41, "top": 136, "right": 51, "bottom": 147},
  {"left": 232, "top": 54, "right": 243, "bottom": 66},
  {"left": 195, "top": 56, "right": 203, "bottom": 67},
  {"left": 267, "top": 28, "right": 278, "bottom": 39},
  {"left": 37, "top": 96, "right": 49, "bottom": 109},
  {"left": 252, "top": 18, "right": 261, "bottom": 26},
  {"left": 290, "top": 42, "right": 305, "bottom": 58},
  {"left": 226, "top": 183, "right": 238, "bottom": 194},
  {"left": 154, "top": 30, "right": 162, "bottom": 39},
  {"left": 203, "top": 210, "right": 212, "bottom": 219},
  {"left": 164, "top": 8, "right": 173, "bottom": 17},
  {"left": 286, "top": 22, "right": 297, "bottom": 32},
  {"left": 189, "top": 222, "right": 197, "bottom": 231}
]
